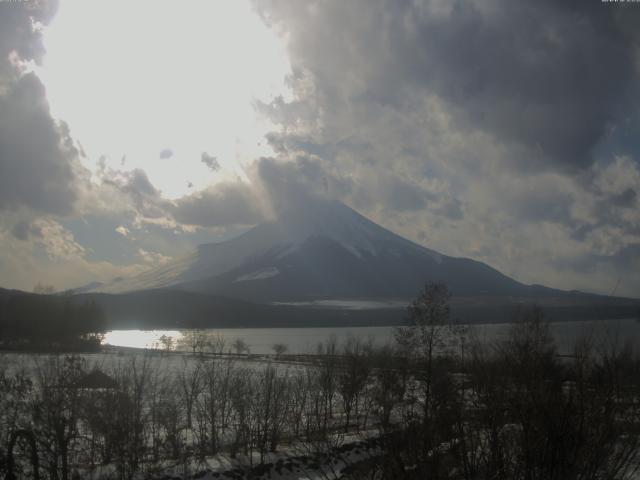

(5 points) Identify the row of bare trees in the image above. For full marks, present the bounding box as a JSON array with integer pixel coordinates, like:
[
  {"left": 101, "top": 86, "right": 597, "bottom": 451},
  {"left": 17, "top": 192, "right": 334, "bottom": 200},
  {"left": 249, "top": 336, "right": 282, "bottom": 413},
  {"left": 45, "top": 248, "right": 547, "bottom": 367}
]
[
  {"left": 1, "top": 283, "right": 640, "bottom": 479},
  {"left": 0, "top": 336, "right": 403, "bottom": 479}
]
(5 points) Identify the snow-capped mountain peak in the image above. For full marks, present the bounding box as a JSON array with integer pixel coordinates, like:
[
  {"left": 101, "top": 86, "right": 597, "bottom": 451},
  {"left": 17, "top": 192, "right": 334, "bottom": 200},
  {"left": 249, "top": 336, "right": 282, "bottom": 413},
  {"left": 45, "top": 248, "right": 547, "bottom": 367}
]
[{"left": 92, "top": 199, "right": 525, "bottom": 301}]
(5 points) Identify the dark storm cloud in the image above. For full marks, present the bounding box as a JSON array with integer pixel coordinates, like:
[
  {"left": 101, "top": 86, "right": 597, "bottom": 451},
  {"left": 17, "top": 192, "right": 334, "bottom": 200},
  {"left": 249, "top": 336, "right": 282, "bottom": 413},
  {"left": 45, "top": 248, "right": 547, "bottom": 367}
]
[
  {"left": 254, "top": 156, "right": 355, "bottom": 217},
  {"left": 0, "top": 72, "right": 78, "bottom": 215},
  {"left": 0, "top": 0, "right": 80, "bottom": 216},
  {"left": 0, "top": 0, "right": 57, "bottom": 76},
  {"left": 395, "top": 1, "right": 637, "bottom": 170},
  {"left": 172, "top": 182, "right": 263, "bottom": 228},
  {"left": 201, "top": 152, "right": 220, "bottom": 171},
  {"left": 257, "top": 0, "right": 639, "bottom": 172},
  {"left": 611, "top": 188, "right": 637, "bottom": 208}
]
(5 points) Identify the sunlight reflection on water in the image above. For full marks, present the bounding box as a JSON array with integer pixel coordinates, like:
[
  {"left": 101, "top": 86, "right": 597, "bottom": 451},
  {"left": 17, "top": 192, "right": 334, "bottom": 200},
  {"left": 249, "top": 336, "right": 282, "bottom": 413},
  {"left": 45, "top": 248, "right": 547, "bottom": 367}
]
[{"left": 103, "top": 330, "right": 184, "bottom": 350}]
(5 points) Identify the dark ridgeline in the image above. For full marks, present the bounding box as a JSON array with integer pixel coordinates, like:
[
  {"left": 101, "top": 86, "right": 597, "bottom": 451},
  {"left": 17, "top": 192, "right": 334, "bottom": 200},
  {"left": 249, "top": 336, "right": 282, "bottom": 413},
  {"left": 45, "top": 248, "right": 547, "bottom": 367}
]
[
  {"left": 73, "top": 288, "right": 640, "bottom": 330},
  {"left": 0, "top": 284, "right": 639, "bottom": 479},
  {"left": 0, "top": 289, "right": 106, "bottom": 351}
]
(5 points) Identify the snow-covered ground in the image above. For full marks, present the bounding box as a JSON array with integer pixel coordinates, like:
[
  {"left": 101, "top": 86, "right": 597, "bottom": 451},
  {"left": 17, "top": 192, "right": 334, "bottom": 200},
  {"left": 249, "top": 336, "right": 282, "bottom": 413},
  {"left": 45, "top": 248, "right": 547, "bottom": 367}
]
[{"left": 143, "top": 434, "right": 384, "bottom": 480}]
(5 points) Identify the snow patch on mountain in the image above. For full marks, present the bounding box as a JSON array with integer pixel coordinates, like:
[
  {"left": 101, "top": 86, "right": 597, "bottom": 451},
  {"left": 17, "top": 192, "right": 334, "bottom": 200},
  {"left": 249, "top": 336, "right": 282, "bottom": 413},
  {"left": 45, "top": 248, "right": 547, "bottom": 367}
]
[
  {"left": 274, "top": 244, "right": 298, "bottom": 260},
  {"left": 235, "top": 267, "right": 280, "bottom": 282}
]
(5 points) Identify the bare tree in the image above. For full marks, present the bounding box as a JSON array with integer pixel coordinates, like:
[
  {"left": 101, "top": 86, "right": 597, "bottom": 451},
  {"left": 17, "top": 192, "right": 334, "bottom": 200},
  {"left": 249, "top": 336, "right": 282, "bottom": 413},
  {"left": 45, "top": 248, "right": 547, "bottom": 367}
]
[
  {"left": 232, "top": 338, "right": 250, "bottom": 356},
  {"left": 156, "top": 335, "right": 174, "bottom": 354},
  {"left": 198, "top": 358, "right": 235, "bottom": 455},
  {"left": 288, "top": 368, "right": 312, "bottom": 437},
  {"left": 1, "top": 359, "right": 36, "bottom": 479},
  {"left": 395, "top": 282, "right": 452, "bottom": 421},
  {"left": 182, "top": 331, "right": 209, "bottom": 356},
  {"left": 178, "top": 358, "right": 203, "bottom": 430},
  {"left": 32, "top": 355, "right": 86, "bottom": 480},
  {"left": 315, "top": 337, "right": 339, "bottom": 437},
  {"left": 207, "top": 333, "right": 227, "bottom": 356},
  {"left": 228, "top": 367, "right": 254, "bottom": 459},
  {"left": 107, "top": 354, "right": 156, "bottom": 479},
  {"left": 371, "top": 345, "right": 408, "bottom": 429},
  {"left": 338, "top": 336, "right": 372, "bottom": 433},
  {"left": 272, "top": 343, "right": 288, "bottom": 358},
  {"left": 253, "top": 365, "right": 291, "bottom": 463}
]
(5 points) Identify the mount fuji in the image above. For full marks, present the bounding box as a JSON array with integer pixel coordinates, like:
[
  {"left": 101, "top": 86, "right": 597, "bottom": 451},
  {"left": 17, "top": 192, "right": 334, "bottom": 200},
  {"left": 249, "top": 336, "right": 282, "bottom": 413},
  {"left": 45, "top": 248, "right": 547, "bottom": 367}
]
[{"left": 93, "top": 199, "right": 559, "bottom": 303}]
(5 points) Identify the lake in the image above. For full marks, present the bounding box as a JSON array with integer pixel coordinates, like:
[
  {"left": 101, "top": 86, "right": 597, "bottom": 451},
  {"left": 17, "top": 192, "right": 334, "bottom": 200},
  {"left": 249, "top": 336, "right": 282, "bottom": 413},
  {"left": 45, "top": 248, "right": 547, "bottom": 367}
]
[{"left": 104, "top": 318, "right": 640, "bottom": 355}]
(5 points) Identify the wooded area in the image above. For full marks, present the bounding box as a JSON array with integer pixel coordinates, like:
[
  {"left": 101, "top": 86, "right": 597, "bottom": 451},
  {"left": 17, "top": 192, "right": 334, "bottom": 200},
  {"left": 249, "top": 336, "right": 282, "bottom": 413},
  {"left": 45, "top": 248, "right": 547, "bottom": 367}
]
[{"left": 0, "top": 292, "right": 106, "bottom": 351}]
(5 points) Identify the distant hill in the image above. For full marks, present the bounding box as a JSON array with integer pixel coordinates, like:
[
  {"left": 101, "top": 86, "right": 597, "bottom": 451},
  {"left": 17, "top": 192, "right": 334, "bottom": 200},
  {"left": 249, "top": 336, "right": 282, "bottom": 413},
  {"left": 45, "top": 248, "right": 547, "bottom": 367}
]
[
  {"left": 76, "top": 289, "right": 640, "bottom": 329},
  {"left": 0, "top": 287, "right": 637, "bottom": 331},
  {"left": 0, "top": 288, "right": 106, "bottom": 350},
  {"left": 74, "top": 289, "right": 405, "bottom": 329}
]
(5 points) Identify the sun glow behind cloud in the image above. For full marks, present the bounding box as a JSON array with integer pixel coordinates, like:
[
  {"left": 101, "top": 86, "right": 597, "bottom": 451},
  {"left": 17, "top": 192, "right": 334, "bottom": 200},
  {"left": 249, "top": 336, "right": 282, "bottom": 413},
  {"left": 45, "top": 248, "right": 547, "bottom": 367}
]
[{"left": 37, "top": 0, "right": 292, "bottom": 198}]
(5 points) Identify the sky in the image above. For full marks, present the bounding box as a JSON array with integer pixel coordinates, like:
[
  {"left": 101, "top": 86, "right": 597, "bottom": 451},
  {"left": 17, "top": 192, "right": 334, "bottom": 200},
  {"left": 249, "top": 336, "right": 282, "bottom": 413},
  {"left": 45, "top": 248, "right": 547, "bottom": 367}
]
[{"left": 0, "top": 0, "right": 639, "bottom": 298}]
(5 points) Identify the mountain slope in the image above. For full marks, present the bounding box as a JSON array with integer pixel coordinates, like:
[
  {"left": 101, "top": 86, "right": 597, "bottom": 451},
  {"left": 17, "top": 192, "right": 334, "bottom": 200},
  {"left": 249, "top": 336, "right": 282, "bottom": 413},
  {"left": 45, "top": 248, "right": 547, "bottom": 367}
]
[{"left": 94, "top": 199, "right": 559, "bottom": 301}]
